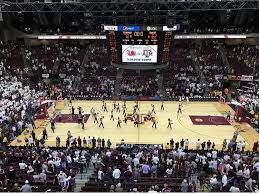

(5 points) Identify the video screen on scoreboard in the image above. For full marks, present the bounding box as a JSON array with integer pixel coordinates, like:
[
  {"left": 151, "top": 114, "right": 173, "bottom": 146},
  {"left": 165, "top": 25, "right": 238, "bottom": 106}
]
[{"left": 122, "top": 45, "right": 158, "bottom": 63}]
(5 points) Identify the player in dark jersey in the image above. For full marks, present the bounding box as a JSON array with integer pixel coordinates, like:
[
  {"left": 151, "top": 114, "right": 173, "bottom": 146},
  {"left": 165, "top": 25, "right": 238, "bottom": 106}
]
[
  {"left": 167, "top": 118, "right": 173, "bottom": 129},
  {"left": 161, "top": 101, "right": 164, "bottom": 111},
  {"left": 110, "top": 109, "right": 114, "bottom": 121},
  {"left": 99, "top": 116, "right": 104, "bottom": 128}
]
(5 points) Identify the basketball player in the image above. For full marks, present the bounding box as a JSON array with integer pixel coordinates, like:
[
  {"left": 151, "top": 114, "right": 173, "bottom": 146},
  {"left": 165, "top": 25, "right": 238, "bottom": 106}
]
[
  {"left": 93, "top": 112, "right": 99, "bottom": 124},
  {"left": 135, "top": 101, "right": 139, "bottom": 111},
  {"left": 134, "top": 117, "right": 139, "bottom": 128},
  {"left": 124, "top": 116, "right": 128, "bottom": 124},
  {"left": 177, "top": 104, "right": 182, "bottom": 114},
  {"left": 72, "top": 106, "right": 75, "bottom": 115},
  {"left": 133, "top": 106, "right": 137, "bottom": 115},
  {"left": 110, "top": 109, "right": 114, "bottom": 121},
  {"left": 117, "top": 117, "right": 122, "bottom": 128},
  {"left": 123, "top": 101, "right": 127, "bottom": 110},
  {"left": 123, "top": 106, "right": 126, "bottom": 117},
  {"left": 78, "top": 113, "right": 82, "bottom": 124},
  {"left": 116, "top": 103, "right": 120, "bottom": 113},
  {"left": 58, "top": 112, "right": 62, "bottom": 122},
  {"left": 147, "top": 111, "right": 152, "bottom": 121},
  {"left": 102, "top": 100, "right": 105, "bottom": 110},
  {"left": 151, "top": 104, "right": 156, "bottom": 114},
  {"left": 226, "top": 111, "right": 231, "bottom": 120},
  {"left": 81, "top": 115, "right": 85, "bottom": 130},
  {"left": 99, "top": 116, "right": 104, "bottom": 128},
  {"left": 167, "top": 118, "right": 173, "bottom": 129},
  {"left": 152, "top": 117, "right": 157, "bottom": 128},
  {"left": 78, "top": 106, "right": 82, "bottom": 115},
  {"left": 103, "top": 103, "right": 108, "bottom": 112},
  {"left": 50, "top": 118, "right": 55, "bottom": 133},
  {"left": 90, "top": 107, "right": 95, "bottom": 116},
  {"left": 161, "top": 101, "right": 164, "bottom": 111},
  {"left": 113, "top": 101, "right": 116, "bottom": 110}
]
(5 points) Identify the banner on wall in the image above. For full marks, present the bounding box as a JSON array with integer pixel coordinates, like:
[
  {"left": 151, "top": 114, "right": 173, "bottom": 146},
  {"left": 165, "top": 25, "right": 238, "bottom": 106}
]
[
  {"left": 241, "top": 75, "right": 253, "bottom": 81},
  {"left": 227, "top": 75, "right": 241, "bottom": 81}
]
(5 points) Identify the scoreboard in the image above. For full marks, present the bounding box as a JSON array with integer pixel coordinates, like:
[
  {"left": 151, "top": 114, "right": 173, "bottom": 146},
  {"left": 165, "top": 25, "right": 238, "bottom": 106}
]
[
  {"left": 106, "top": 26, "right": 174, "bottom": 64},
  {"left": 120, "top": 31, "right": 158, "bottom": 45}
]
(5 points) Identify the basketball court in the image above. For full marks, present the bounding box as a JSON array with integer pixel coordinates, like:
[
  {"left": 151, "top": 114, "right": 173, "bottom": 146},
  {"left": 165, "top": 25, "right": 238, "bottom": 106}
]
[{"left": 10, "top": 100, "right": 258, "bottom": 150}]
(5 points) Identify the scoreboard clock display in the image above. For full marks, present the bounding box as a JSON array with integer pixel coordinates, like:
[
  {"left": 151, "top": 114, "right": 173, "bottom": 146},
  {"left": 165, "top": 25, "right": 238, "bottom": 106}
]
[{"left": 121, "top": 31, "right": 158, "bottom": 45}]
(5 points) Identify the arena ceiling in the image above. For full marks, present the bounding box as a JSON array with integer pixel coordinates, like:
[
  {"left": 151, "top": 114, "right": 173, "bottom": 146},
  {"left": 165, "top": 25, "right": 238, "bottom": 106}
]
[{"left": 0, "top": 0, "right": 259, "bottom": 13}]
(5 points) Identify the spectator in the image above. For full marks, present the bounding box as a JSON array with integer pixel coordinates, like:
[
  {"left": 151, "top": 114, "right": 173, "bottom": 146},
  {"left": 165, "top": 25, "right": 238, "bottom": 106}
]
[
  {"left": 20, "top": 180, "right": 32, "bottom": 192},
  {"left": 180, "top": 179, "right": 189, "bottom": 192}
]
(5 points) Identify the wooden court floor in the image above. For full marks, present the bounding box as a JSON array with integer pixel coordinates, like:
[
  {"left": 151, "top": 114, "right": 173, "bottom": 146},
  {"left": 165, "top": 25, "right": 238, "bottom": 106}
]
[{"left": 11, "top": 101, "right": 259, "bottom": 150}]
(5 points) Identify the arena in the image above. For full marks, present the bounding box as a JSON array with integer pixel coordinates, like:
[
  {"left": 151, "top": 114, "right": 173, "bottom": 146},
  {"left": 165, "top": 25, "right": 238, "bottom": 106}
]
[{"left": 0, "top": 0, "right": 259, "bottom": 193}]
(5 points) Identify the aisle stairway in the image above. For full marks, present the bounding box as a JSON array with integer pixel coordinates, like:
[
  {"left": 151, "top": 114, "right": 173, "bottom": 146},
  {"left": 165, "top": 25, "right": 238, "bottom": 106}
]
[
  {"left": 219, "top": 44, "right": 230, "bottom": 75},
  {"left": 190, "top": 48, "right": 210, "bottom": 95},
  {"left": 75, "top": 165, "right": 95, "bottom": 192},
  {"left": 21, "top": 47, "right": 33, "bottom": 76},
  {"left": 156, "top": 70, "right": 165, "bottom": 97},
  {"left": 115, "top": 68, "right": 124, "bottom": 96}
]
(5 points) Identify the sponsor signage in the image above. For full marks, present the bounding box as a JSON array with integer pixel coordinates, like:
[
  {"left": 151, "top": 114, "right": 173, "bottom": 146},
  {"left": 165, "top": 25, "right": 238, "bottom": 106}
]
[
  {"left": 104, "top": 25, "right": 180, "bottom": 31},
  {"left": 175, "top": 34, "right": 247, "bottom": 39},
  {"left": 241, "top": 75, "right": 253, "bottom": 81},
  {"left": 103, "top": 25, "right": 118, "bottom": 31},
  {"left": 227, "top": 75, "right": 241, "bottom": 80},
  {"left": 118, "top": 25, "right": 141, "bottom": 31},
  {"left": 144, "top": 26, "right": 159, "bottom": 31},
  {"left": 38, "top": 35, "right": 106, "bottom": 40},
  {"left": 162, "top": 24, "right": 180, "bottom": 31}
]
